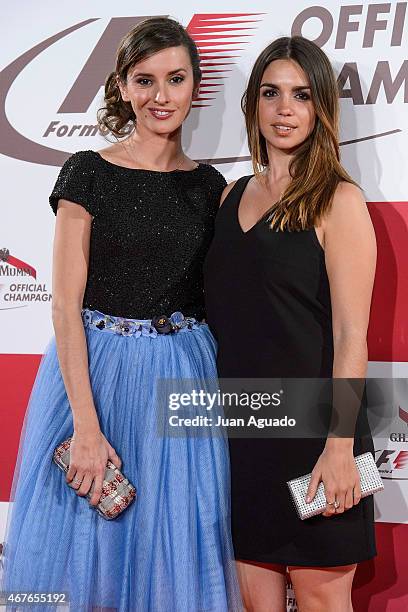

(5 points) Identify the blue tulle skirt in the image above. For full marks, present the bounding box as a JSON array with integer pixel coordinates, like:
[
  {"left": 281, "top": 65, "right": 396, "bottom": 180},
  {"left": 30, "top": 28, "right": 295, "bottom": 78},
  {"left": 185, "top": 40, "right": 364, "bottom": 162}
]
[{"left": 1, "top": 311, "right": 242, "bottom": 611}]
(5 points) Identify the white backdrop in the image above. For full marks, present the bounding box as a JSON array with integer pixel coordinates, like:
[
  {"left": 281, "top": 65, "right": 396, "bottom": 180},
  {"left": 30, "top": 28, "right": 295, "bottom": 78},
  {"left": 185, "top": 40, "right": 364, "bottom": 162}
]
[
  {"left": 2, "top": 1, "right": 408, "bottom": 351},
  {"left": 1, "top": 3, "right": 408, "bottom": 605}
]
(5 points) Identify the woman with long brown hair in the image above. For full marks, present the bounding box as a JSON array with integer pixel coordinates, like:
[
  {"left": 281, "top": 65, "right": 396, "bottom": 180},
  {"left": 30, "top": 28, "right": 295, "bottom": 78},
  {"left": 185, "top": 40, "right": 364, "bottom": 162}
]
[
  {"left": 1, "top": 17, "right": 242, "bottom": 611},
  {"left": 204, "top": 36, "right": 377, "bottom": 611}
]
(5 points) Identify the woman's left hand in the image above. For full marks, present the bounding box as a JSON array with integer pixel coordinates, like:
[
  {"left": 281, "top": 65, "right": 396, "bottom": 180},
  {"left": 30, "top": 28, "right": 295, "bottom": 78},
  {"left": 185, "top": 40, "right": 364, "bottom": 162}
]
[{"left": 305, "top": 443, "right": 361, "bottom": 517}]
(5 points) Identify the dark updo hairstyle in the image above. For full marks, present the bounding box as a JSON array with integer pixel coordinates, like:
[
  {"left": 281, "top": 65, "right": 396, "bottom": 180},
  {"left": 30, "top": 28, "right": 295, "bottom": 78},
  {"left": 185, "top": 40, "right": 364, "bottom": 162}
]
[{"left": 98, "top": 17, "right": 201, "bottom": 137}]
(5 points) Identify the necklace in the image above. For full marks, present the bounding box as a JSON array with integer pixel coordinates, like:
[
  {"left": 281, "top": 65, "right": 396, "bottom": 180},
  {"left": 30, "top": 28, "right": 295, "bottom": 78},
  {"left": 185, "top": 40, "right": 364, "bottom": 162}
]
[{"left": 121, "top": 140, "right": 186, "bottom": 172}]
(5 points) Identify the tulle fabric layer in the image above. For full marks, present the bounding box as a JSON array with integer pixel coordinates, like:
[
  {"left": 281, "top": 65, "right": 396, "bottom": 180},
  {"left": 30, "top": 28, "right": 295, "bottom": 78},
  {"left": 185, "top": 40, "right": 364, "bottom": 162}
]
[{"left": 1, "top": 322, "right": 242, "bottom": 611}]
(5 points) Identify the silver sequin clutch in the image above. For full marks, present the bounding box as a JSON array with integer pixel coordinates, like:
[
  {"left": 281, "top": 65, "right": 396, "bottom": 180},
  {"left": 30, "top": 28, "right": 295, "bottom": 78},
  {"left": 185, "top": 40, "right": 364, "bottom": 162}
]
[
  {"left": 287, "top": 452, "right": 384, "bottom": 520},
  {"left": 53, "top": 437, "right": 136, "bottom": 520}
]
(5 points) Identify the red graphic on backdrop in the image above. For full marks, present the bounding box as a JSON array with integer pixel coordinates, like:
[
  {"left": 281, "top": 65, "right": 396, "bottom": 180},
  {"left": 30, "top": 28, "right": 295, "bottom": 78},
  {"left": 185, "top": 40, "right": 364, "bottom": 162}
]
[
  {"left": 187, "top": 13, "right": 262, "bottom": 107},
  {"left": 0, "top": 248, "right": 36, "bottom": 279},
  {"left": 367, "top": 202, "right": 408, "bottom": 363},
  {"left": 399, "top": 406, "right": 408, "bottom": 425},
  {"left": 376, "top": 448, "right": 408, "bottom": 479},
  {"left": 394, "top": 450, "right": 408, "bottom": 470}
]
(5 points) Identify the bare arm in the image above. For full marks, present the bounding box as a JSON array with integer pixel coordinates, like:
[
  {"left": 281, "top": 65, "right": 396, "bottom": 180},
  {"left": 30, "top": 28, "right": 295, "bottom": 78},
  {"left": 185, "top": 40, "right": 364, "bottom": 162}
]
[
  {"left": 52, "top": 200, "right": 121, "bottom": 505},
  {"left": 52, "top": 200, "right": 98, "bottom": 433},
  {"left": 219, "top": 180, "right": 237, "bottom": 207},
  {"left": 307, "top": 182, "right": 377, "bottom": 516},
  {"left": 325, "top": 182, "right": 376, "bottom": 379}
]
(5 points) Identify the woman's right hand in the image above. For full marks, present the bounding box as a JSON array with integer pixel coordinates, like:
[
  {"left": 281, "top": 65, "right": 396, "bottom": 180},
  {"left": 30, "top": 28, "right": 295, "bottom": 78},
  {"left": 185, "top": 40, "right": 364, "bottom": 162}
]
[{"left": 66, "top": 430, "right": 122, "bottom": 507}]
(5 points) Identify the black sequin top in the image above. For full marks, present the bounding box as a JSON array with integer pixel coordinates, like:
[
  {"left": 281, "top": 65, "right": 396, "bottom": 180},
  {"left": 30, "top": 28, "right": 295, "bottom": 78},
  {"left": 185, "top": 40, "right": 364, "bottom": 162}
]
[{"left": 49, "top": 150, "right": 226, "bottom": 319}]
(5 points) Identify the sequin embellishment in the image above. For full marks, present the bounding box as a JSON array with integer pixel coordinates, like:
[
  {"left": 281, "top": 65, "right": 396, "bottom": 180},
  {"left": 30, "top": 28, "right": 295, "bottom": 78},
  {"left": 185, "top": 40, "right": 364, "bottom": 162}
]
[{"left": 82, "top": 309, "right": 199, "bottom": 338}]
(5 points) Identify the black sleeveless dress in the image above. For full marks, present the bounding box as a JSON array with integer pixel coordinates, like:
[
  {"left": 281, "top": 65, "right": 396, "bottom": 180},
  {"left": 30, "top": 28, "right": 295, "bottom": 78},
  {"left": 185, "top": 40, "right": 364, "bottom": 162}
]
[{"left": 204, "top": 175, "right": 377, "bottom": 567}]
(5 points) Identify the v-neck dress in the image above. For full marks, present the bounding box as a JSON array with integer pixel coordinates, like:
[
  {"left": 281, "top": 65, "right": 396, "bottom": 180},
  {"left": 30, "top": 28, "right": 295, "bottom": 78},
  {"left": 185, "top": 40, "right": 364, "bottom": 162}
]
[{"left": 203, "top": 175, "right": 377, "bottom": 567}]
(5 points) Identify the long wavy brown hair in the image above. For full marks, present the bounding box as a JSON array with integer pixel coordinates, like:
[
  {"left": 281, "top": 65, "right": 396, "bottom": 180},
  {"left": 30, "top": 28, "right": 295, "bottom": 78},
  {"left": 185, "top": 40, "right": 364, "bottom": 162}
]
[
  {"left": 242, "top": 36, "right": 357, "bottom": 231},
  {"left": 98, "top": 17, "right": 201, "bottom": 138}
]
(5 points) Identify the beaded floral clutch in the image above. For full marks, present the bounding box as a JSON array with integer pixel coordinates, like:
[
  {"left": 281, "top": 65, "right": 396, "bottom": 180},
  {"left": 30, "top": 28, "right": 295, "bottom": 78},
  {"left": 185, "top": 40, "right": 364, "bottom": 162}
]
[
  {"left": 287, "top": 452, "right": 384, "bottom": 520},
  {"left": 53, "top": 437, "right": 136, "bottom": 520}
]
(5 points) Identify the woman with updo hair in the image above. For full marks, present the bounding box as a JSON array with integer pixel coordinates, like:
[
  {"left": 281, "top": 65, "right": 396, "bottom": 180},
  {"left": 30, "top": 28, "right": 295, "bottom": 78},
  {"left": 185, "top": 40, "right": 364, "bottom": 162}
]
[{"left": 1, "top": 17, "right": 242, "bottom": 611}]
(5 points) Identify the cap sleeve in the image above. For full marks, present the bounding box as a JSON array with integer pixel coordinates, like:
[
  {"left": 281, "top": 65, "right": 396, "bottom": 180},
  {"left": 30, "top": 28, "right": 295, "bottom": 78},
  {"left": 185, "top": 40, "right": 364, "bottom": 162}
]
[
  {"left": 49, "top": 151, "right": 98, "bottom": 217},
  {"left": 207, "top": 165, "right": 227, "bottom": 208}
]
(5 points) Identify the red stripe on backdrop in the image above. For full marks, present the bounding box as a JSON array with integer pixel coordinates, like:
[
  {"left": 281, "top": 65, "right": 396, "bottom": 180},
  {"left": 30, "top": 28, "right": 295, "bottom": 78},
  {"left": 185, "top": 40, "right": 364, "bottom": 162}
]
[
  {"left": 0, "top": 353, "right": 41, "bottom": 501},
  {"left": 367, "top": 202, "right": 408, "bottom": 363},
  {"left": 353, "top": 523, "right": 408, "bottom": 611}
]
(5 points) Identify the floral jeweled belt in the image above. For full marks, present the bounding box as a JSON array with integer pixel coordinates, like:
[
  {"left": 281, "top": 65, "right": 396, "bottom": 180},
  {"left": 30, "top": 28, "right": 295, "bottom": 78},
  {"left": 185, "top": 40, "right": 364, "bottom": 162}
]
[{"left": 82, "top": 309, "right": 200, "bottom": 338}]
